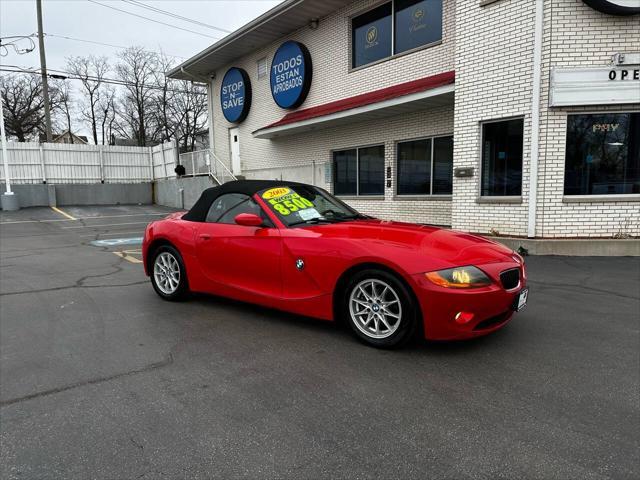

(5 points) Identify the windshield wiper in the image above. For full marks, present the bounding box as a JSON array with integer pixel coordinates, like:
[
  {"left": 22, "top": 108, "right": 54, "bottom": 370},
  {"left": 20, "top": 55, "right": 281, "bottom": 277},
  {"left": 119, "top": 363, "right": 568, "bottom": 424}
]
[
  {"left": 288, "top": 218, "right": 336, "bottom": 227},
  {"left": 329, "top": 213, "right": 370, "bottom": 222}
]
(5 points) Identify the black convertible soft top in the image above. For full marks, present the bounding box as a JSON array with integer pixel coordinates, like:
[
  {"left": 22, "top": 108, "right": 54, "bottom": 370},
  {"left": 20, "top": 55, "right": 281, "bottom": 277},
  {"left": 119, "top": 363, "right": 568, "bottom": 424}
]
[{"left": 182, "top": 179, "right": 308, "bottom": 222}]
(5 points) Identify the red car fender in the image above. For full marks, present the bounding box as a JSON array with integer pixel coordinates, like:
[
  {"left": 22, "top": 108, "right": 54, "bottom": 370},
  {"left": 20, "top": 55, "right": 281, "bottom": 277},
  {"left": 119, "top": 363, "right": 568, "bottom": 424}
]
[{"left": 142, "top": 216, "right": 197, "bottom": 276}]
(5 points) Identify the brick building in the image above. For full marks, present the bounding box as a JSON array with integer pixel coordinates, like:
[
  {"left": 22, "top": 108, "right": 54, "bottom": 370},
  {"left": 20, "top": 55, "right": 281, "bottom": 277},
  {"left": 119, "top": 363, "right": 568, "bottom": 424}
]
[{"left": 168, "top": 0, "right": 640, "bottom": 238}]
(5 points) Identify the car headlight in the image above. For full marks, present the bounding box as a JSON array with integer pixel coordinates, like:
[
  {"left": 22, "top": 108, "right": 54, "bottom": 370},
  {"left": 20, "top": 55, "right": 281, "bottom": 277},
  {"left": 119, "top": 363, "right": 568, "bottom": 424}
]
[{"left": 425, "top": 266, "right": 492, "bottom": 289}]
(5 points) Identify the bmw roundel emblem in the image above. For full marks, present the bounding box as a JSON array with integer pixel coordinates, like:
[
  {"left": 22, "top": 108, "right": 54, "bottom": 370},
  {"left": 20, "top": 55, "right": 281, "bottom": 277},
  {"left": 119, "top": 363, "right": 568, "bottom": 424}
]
[{"left": 295, "top": 259, "right": 305, "bottom": 270}]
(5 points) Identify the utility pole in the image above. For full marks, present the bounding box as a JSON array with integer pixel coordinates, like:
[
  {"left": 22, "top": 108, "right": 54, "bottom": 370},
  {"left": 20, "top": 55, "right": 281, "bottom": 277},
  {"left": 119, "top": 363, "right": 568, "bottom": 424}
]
[{"left": 36, "top": 0, "right": 52, "bottom": 142}]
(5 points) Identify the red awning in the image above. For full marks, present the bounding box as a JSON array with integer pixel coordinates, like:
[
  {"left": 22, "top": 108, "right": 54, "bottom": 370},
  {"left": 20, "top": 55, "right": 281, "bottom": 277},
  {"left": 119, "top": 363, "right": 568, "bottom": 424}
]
[{"left": 254, "top": 70, "right": 455, "bottom": 136}]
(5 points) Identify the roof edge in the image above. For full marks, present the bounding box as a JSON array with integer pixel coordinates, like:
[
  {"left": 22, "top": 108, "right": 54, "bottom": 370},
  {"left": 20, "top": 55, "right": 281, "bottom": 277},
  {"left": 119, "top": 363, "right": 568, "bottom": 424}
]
[{"left": 167, "top": 0, "right": 305, "bottom": 79}]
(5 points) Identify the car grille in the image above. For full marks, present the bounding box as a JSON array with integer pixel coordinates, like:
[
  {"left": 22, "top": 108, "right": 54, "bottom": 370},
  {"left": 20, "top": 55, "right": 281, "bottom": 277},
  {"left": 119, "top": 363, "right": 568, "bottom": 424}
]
[{"left": 500, "top": 268, "right": 520, "bottom": 290}]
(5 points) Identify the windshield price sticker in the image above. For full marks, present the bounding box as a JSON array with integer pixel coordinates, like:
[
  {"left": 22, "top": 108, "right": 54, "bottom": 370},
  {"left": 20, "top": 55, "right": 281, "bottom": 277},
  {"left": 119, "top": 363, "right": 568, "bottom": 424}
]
[
  {"left": 262, "top": 187, "right": 291, "bottom": 200},
  {"left": 265, "top": 191, "right": 314, "bottom": 216},
  {"left": 299, "top": 208, "right": 321, "bottom": 221}
]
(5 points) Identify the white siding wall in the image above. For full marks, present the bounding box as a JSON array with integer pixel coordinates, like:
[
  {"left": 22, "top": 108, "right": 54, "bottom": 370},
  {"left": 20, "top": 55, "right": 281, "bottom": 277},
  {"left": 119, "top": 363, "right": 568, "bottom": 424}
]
[
  {"left": 204, "top": 0, "right": 639, "bottom": 237},
  {"left": 536, "top": 0, "right": 640, "bottom": 238},
  {"left": 210, "top": 0, "right": 456, "bottom": 226},
  {"left": 210, "top": 0, "right": 456, "bottom": 170},
  {"left": 452, "top": 0, "right": 535, "bottom": 236}
]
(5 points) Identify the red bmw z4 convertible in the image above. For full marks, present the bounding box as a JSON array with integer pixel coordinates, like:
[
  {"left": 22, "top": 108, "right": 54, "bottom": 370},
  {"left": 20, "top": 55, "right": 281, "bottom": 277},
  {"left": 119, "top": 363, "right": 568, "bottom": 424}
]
[{"left": 143, "top": 180, "right": 528, "bottom": 348}]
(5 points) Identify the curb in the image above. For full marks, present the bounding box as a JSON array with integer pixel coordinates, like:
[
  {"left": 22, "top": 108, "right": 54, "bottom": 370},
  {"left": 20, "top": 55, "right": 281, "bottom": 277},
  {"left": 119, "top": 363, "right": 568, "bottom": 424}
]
[{"left": 485, "top": 237, "right": 640, "bottom": 257}]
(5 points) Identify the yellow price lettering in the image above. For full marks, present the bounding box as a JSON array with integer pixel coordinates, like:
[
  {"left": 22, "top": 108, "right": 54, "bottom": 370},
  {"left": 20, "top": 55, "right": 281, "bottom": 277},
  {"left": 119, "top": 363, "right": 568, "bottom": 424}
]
[{"left": 267, "top": 192, "right": 315, "bottom": 216}]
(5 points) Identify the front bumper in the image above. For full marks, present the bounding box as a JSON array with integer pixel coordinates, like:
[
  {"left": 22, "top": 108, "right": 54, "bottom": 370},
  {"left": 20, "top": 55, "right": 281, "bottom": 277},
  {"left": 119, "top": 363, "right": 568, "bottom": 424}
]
[{"left": 412, "top": 261, "right": 527, "bottom": 340}]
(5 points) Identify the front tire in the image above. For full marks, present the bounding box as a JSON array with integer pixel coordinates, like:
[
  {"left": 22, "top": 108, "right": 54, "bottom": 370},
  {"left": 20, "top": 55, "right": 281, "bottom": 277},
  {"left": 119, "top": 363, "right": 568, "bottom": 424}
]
[
  {"left": 150, "top": 245, "right": 189, "bottom": 301},
  {"left": 342, "top": 269, "right": 418, "bottom": 348}
]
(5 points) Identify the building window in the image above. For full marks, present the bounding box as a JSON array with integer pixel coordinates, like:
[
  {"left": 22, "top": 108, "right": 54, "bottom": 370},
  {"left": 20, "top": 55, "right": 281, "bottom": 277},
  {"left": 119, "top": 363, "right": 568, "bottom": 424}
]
[
  {"left": 334, "top": 145, "right": 385, "bottom": 196},
  {"left": 352, "top": 3, "right": 392, "bottom": 68},
  {"left": 333, "top": 149, "right": 357, "bottom": 195},
  {"left": 564, "top": 112, "right": 640, "bottom": 195},
  {"left": 481, "top": 118, "right": 524, "bottom": 196},
  {"left": 433, "top": 136, "right": 453, "bottom": 194},
  {"left": 257, "top": 57, "right": 267, "bottom": 79},
  {"left": 351, "top": 0, "right": 442, "bottom": 68},
  {"left": 397, "top": 135, "right": 452, "bottom": 195},
  {"left": 394, "top": 0, "right": 443, "bottom": 55}
]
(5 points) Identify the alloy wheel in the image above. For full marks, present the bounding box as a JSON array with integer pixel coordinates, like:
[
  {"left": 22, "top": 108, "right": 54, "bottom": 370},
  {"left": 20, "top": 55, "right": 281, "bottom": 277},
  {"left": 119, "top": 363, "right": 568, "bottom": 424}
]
[
  {"left": 349, "top": 279, "right": 402, "bottom": 339},
  {"left": 153, "top": 251, "right": 181, "bottom": 295}
]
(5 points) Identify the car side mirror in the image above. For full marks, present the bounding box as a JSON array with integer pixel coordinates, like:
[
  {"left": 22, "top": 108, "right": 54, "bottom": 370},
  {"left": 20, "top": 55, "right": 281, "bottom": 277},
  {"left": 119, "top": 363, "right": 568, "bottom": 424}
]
[{"left": 234, "top": 213, "right": 264, "bottom": 227}]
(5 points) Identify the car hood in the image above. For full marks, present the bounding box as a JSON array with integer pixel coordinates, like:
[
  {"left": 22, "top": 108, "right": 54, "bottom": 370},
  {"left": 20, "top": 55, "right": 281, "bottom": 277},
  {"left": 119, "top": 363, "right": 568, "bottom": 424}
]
[{"left": 304, "top": 219, "right": 517, "bottom": 270}]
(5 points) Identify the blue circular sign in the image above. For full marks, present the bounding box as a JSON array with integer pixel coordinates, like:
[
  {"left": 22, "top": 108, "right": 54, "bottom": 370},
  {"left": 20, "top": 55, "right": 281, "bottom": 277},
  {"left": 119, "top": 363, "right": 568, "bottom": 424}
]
[
  {"left": 220, "top": 67, "right": 251, "bottom": 123},
  {"left": 270, "top": 41, "right": 312, "bottom": 110}
]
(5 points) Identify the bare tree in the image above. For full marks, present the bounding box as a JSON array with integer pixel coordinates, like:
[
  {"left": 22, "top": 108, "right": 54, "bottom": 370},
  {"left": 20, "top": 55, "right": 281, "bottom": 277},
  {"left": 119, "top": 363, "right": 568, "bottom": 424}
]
[
  {"left": 53, "top": 79, "right": 75, "bottom": 142},
  {"left": 97, "top": 85, "right": 117, "bottom": 145},
  {"left": 173, "top": 79, "right": 208, "bottom": 152},
  {"left": 66, "top": 55, "right": 109, "bottom": 144},
  {"left": 115, "top": 47, "right": 159, "bottom": 146},
  {"left": 149, "top": 53, "right": 179, "bottom": 143},
  {"left": 0, "top": 74, "right": 59, "bottom": 142}
]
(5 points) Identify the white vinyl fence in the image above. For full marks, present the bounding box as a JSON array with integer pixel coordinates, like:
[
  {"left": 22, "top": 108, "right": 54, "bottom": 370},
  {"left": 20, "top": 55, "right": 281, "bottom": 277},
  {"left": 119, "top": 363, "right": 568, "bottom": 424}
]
[{"left": 0, "top": 140, "right": 178, "bottom": 185}]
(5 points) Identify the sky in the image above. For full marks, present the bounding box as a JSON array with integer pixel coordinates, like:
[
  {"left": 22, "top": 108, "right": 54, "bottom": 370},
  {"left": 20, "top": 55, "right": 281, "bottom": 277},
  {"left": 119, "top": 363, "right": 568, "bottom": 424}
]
[{"left": 0, "top": 0, "right": 282, "bottom": 138}]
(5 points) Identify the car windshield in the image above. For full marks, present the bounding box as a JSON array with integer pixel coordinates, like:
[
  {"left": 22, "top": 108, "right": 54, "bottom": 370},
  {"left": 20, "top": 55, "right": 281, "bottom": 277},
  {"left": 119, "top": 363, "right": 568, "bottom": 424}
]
[{"left": 258, "top": 185, "right": 365, "bottom": 227}]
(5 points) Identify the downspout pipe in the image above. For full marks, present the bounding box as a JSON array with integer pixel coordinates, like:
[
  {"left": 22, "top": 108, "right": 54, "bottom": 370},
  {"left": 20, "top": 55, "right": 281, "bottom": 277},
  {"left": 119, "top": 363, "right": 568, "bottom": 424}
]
[
  {"left": 205, "top": 80, "right": 216, "bottom": 159},
  {"left": 527, "top": 0, "right": 544, "bottom": 238}
]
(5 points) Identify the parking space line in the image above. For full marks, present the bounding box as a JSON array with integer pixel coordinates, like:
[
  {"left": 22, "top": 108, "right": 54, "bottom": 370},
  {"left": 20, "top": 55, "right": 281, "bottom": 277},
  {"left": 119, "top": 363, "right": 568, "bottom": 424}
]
[
  {"left": 113, "top": 249, "right": 144, "bottom": 264},
  {"left": 0, "top": 218, "right": 73, "bottom": 225},
  {"left": 0, "top": 213, "right": 169, "bottom": 225},
  {"left": 74, "top": 213, "right": 169, "bottom": 220},
  {"left": 51, "top": 207, "right": 77, "bottom": 221},
  {"left": 62, "top": 221, "right": 151, "bottom": 229}
]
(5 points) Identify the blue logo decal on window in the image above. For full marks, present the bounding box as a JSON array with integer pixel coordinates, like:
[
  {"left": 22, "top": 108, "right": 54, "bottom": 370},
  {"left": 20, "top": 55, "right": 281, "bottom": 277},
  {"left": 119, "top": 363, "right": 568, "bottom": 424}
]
[
  {"left": 270, "top": 41, "right": 312, "bottom": 109},
  {"left": 220, "top": 67, "right": 251, "bottom": 123}
]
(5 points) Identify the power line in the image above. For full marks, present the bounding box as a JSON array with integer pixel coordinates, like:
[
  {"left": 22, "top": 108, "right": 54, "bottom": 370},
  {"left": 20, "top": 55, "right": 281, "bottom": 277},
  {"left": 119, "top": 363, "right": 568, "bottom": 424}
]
[
  {"left": 86, "top": 0, "right": 221, "bottom": 40},
  {"left": 0, "top": 65, "right": 207, "bottom": 96},
  {"left": 121, "top": 0, "right": 231, "bottom": 34},
  {"left": 0, "top": 35, "right": 36, "bottom": 57},
  {"left": 44, "top": 33, "right": 187, "bottom": 59}
]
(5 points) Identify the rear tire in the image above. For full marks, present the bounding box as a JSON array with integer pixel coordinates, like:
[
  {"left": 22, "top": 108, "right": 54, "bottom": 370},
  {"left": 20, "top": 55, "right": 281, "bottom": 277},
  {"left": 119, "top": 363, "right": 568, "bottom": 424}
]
[
  {"left": 150, "top": 245, "right": 189, "bottom": 301},
  {"left": 341, "top": 269, "right": 417, "bottom": 348}
]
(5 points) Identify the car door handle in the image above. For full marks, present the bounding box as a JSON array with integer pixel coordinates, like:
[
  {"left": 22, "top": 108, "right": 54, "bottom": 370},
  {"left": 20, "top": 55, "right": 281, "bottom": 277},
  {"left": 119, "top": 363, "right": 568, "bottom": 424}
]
[{"left": 199, "top": 234, "right": 211, "bottom": 240}]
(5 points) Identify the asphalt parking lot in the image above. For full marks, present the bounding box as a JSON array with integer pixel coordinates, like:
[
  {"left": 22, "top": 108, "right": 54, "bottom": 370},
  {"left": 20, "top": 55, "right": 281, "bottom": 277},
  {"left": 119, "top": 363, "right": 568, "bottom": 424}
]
[{"left": 0, "top": 205, "right": 638, "bottom": 480}]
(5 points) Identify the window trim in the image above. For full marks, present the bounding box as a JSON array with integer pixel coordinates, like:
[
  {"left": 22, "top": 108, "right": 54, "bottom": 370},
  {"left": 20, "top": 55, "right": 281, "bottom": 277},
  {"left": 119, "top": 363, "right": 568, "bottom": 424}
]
[
  {"left": 563, "top": 109, "right": 640, "bottom": 197},
  {"left": 478, "top": 115, "right": 525, "bottom": 199},
  {"left": 395, "top": 133, "right": 454, "bottom": 198},
  {"left": 348, "top": 0, "right": 444, "bottom": 72},
  {"left": 332, "top": 143, "right": 386, "bottom": 197},
  {"left": 562, "top": 194, "right": 640, "bottom": 203}
]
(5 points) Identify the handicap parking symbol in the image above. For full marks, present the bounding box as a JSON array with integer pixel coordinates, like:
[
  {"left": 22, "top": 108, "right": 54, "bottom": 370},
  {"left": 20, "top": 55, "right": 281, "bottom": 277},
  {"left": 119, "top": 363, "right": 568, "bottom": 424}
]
[{"left": 90, "top": 237, "right": 143, "bottom": 247}]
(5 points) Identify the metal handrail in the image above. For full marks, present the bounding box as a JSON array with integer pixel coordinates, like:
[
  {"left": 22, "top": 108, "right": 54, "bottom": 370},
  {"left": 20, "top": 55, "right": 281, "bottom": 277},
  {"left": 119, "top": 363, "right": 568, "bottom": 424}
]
[
  {"left": 177, "top": 149, "right": 236, "bottom": 185},
  {"left": 208, "top": 149, "right": 237, "bottom": 185}
]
